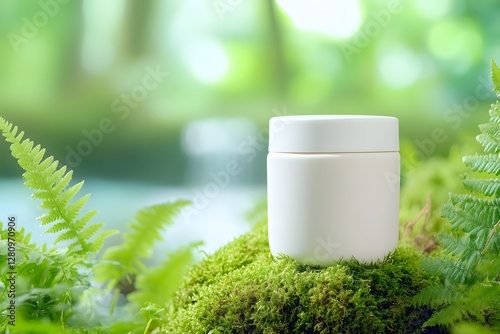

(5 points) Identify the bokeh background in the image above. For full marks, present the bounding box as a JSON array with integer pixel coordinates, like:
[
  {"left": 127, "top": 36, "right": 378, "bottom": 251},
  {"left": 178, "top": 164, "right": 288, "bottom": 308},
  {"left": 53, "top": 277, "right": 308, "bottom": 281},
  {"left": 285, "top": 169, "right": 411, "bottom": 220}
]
[{"left": 1, "top": 0, "right": 499, "bottom": 255}]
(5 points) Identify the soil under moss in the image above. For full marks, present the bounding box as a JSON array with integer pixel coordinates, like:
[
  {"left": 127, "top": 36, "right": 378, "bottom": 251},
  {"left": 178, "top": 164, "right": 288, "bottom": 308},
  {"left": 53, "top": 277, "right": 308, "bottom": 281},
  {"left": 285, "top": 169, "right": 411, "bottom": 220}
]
[{"left": 161, "top": 222, "right": 443, "bottom": 334}]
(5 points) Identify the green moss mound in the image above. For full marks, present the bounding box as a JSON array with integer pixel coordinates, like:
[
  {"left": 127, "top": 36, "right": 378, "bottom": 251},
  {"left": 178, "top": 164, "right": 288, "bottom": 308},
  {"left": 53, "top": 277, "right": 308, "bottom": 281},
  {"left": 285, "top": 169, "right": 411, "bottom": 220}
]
[{"left": 162, "top": 222, "right": 439, "bottom": 334}]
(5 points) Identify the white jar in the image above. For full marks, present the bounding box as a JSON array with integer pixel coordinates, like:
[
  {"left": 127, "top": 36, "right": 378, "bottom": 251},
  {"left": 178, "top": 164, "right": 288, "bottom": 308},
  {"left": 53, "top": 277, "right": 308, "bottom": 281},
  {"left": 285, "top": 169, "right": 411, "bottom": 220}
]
[{"left": 267, "top": 115, "right": 400, "bottom": 265}]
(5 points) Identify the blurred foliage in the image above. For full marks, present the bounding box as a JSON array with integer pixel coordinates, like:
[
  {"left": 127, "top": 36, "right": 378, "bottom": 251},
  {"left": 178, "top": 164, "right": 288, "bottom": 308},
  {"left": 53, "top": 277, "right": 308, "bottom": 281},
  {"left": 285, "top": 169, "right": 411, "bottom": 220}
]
[
  {"left": 0, "top": 0, "right": 499, "bottom": 183},
  {"left": 399, "top": 142, "right": 473, "bottom": 251}
]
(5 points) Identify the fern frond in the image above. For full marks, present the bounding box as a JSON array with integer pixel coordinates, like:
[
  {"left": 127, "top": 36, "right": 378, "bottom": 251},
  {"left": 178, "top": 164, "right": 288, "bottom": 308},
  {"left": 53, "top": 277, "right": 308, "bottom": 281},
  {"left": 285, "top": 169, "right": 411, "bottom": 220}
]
[
  {"left": 425, "top": 283, "right": 500, "bottom": 328},
  {"left": 442, "top": 204, "right": 484, "bottom": 236},
  {"left": 465, "top": 283, "right": 500, "bottom": 321},
  {"left": 128, "top": 243, "right": 200, "bottom": 307},
  {"left": 462, "top": 177, "right": 500, "bottom": 197},
  {"left": 0, "top": 223, "right": 86, "bottom": 327},
  {"left": 411, "top": 283, "right": 461, "bottom": 308},
  {"left": 424, "top": 256, "right": 477, "bottom": 285},
  {"left": 439, "top": 233, "right": 480, "bottom": 257},
  {"left": 1, "top": 223, "right": 68, "bottom": 271},
  {"left": 443, "top": 196, "right": 500, "bottom": 235},
  {"left": 415, "top": 61, "right": 500, "bottom": 329},
  {"left": 463, "top": 154, "right": 500, "bottom": 175},
  {"left": 479, "top": 121, "right": 500, "bottom": 136},
  {"left": 476, "top": 134, "right": 500, "bottom": 153},
  {"left": 449, "top": 194, "right": 500, "bottom": 227},
  {"left": 482, "top": 221, "right": 500, "bottom": 255},
  {"left": 88, "top": 230, "right": 117, "bottom": 254},
  {"left": 492, "top": 60, "right": 500, "bottom": 96},
  {"left": 0, "top": 117, "right": 116, "bottom": 256},
  {"left": 424, "top": 302, "right": 468, "bottom": 327},
  {"left": 488, "top": 101, "right": 500, "bottom": 124},
  {"left": 95, "top": 200, "right": 191, "bottom": 287},
  {"left": 441, "top": 256, "right": 477, "bottom": 284}
]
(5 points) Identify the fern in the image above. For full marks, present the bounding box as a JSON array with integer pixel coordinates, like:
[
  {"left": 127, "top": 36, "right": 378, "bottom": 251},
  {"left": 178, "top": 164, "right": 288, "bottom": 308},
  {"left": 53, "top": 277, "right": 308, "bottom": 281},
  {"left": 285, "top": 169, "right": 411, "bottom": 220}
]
[
  {"left": 95, "top": 200, "right": 191, "bottom": 289},
  {"left": 0, "top": 222, "right": 93, "bottom": 332},
  {"left": 128, "top": 244, "right": 199, "bottom": 307},
  {"left": 493, "top": 59, "right": 500, "bottom": 95},
  {"left": 0, "top": 117, "right": 116, "bottom": 330},
  {"left": 92, "top": 201, "right": 200, "bottom": 334},
  {"left": 412, "top": 61, "right": 500, "bottom": 330},
  {"left": 0, "top": 117, "right": 116, "bottom": 256},
  {"left": 0, "top": 118, "right": 200, "bottom": 333}
]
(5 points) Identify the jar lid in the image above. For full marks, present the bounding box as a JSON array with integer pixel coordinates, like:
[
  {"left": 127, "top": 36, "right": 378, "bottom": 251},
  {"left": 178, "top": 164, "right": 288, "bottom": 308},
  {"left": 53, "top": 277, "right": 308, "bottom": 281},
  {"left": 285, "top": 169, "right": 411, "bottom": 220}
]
[{"left": 269, "top": 115, "right": 399, "bottom": 153}]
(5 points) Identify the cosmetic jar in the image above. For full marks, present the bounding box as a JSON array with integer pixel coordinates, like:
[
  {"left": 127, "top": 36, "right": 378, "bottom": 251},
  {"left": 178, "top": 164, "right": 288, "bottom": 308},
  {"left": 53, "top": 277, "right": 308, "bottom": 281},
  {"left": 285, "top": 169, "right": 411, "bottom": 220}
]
[{"left": 267, "top": 115, "right": 400, "bottom": 265}]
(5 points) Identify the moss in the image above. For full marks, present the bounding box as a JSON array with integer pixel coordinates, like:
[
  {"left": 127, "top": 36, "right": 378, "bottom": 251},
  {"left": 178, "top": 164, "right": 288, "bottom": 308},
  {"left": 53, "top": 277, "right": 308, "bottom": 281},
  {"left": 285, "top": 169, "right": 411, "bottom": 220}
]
[{"left": 162, "top": 222, "right": 440, "bottom": 334}]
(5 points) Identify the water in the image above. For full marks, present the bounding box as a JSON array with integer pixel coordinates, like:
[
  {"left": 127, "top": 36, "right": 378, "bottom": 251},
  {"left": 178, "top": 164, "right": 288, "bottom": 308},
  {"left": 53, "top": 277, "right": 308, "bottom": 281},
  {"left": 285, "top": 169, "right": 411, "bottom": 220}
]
[{"left": 0, "top": 178, "right": 265, "bottom": 264}]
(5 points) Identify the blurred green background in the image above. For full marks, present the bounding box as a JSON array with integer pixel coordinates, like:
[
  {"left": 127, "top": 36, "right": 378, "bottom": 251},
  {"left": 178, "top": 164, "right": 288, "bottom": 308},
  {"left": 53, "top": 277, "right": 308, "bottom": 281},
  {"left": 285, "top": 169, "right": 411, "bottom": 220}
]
[{"left": 0, "top": 0, "right": 499, "bottom": 184}]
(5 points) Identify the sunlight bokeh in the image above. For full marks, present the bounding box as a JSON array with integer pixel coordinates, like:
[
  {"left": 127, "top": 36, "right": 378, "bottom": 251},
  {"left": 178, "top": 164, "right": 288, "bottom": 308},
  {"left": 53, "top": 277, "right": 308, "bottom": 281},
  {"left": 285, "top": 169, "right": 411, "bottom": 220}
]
[{"left": 276, "top": 0, "right": 362, "bottom": 38}]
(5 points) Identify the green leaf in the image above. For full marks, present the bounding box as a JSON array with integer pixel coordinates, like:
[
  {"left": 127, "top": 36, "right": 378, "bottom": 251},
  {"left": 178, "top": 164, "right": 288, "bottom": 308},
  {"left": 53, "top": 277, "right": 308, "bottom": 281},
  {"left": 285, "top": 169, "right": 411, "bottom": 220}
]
[
  {"left": 424, "top": 302, "right": 465, "bottom": 327},
  {"left": 462, "top": 177, "right": 500, "bottom": 197},
  {"left": 413, "top": 61, "right": 500, "bottom": 329},
  {"left": 128, "top": 243, "right": 200, "bottom": 307},
  {"left": 476, "top": 133, "right": 500, "bottom": 153},
  {"left": 0, "top": 116, "right": 114, "bottom": 257},
  {"left": 463, "top": 154, "right": 500, "bottom": 175},
  {"left": 492, "top": 59, "right": 500, "bottom": 96},
  {"left": 95, "top": 200, "right": 192, "bottom": 288}
]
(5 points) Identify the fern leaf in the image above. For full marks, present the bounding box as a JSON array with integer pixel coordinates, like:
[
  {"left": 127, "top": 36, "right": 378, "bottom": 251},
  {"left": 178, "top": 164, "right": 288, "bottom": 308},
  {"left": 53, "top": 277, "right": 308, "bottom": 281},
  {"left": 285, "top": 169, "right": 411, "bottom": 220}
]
[
  {"left": 421, "top": 256, "right": 475, "bottom": 285},
  {"left": 449, "top": 194, "right": 500, "bottom": 229},
  {"left": 0, "top": 222, "right": 86, "bottom": 326},
  {"left": 0, "top": 117, "right": 115, "bottom": 256},
  {"left": 424, "top": 302, "right": 467, "bottom": 327},
  {"left": 411, "top": 284, "right": 461, "bottom": 308},
  {"left": 128, "top": 244, "right": 199, "bottom": 307},
  {"left": 45, "top": 221, "right": 70, "bottom": 234},
  {"left": 443, "top": 197, "right": 500, "bottom": 234},
  {"left": 462, "top": 177, "right": 500, "bottom": 197},
  {"left": 88, "top": 230, "right": 118, "bottom": 254},
  {"left": 442, "top": 203, "right": 484, "bottom": 235},
  {"left": 492, "top": 59, "right": 500, "bottom": 95},
  {"left": 416, "top": 62, "right": 500, "bottom": 329},
  {"left": 74, "top": 210, "right": 100, "bottom": 231},
  {"left": 66, "top": 194, "right": 91, "bottom": 221},
  {"left": 439, "top": 234, "right": 480, "bottom": 257},
  {"left": 479, "top": 121, "right": 500, "bottom": 138},
  {"left": 463, "top": 154, "right": 500, "bottom": 175},
  {"left": 59, "top": 181, "right": 84, "bottom": 208},
  {"left": 55, "top": 229, "right": 80, "bottom": 244},
  {"left": 79, "top": 223, "right": 104, "bottom": 241},
  {"left": 477, "top": 133, "right": 500, "bottom": 153},
  {"left": 95, "top": 200, "right": 191, "bottom": 287},
  {"left": 425, "top": 283, "right": 500, "bottom": 328},
  {"left": 489, "top": 101, "right": 500, "bottom": 124}
]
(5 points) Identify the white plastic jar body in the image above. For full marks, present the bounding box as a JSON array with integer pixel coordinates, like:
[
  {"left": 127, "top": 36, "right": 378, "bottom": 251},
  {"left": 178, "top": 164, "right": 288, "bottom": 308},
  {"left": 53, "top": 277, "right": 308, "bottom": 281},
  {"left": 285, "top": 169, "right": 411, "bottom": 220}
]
[{"left": 267, "top": 151, "right": 400, "bottom": 265}]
